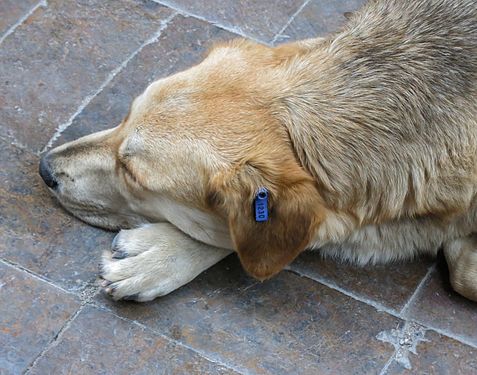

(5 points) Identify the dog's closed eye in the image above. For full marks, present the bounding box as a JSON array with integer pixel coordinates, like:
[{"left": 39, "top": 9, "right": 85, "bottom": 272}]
[{"left": 118, "top": 157, "right": 140, "bottom": 185}]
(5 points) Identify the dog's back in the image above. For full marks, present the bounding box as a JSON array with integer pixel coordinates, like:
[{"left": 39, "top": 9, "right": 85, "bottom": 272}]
[
  {"left": 308, "top": 0, "right": 477, "bottom": 278},
  {"left": 342, "top": 0, "right": 477, "bottom": 109},
  {"left": 283, "top": 0, "right": 477, "bottom": 224}
]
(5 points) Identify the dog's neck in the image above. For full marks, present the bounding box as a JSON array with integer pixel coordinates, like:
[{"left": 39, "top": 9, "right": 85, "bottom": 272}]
[{"left": 272, "top": 41, "right": 367, "bottom": 210}]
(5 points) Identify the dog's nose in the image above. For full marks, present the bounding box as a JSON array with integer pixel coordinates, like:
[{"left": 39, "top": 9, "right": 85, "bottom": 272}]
[{"left": 39, "top": 154, "right": 58, "bottom": 189}]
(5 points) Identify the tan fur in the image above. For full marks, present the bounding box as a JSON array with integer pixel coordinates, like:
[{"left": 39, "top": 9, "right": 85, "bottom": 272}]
[{"left": 40, "top": 0, "right": 477, "bottom": 302}]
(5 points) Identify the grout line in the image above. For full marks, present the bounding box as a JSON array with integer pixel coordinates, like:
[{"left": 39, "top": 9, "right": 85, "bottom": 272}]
[
  {"left": 23, "top": 285, "right": 100, "bottom": 373},
  {"left": 399, "top": 264, "right": 435, "bottom": 317},
  {"left": 291, "top": 260, "right": 477, "bottom": 351},
  {"left": 286, "top": 268, "right": 401, "bottom": 318},
  {"left": 95, "top": 274, "right": 477, "bottom": 373},
  {"left": 91, "top": 302, "right": 249, "bottom": 375},
  {"left": 151, "top": 0, "right": 268, "bottom": 45},
  {"left": 9, "top": 249, "right": 474, "bottom": 368},
  {"left": 24, "top": 304, "right": 87, "bottom": 374},
  {"left": 271, "top": 0, "right": 311, "bottom": 44},
  {"left": 0, "top": 0, "right": 48, "bottom": 46},
  {"left": 0, "top": 257, "right": 77, "bottom": 297},
  {"left": 378, "top": 353, "right": 395, "bottom": 375},
  {"left": 40, "top": 12, "right": 178, "bottom": 154}
]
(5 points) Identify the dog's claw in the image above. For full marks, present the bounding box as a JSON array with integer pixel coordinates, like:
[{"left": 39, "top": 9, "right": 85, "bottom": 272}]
[
  {"left": 112, "top": 250, "right": 128, "bottom": 259},
  {"left": 104, "top": 286, "right": 116, "bottom": 295},
  {"left": 111, "top": 233, "right": 121, "bottom": 251},
  {"left": 122, "top": 293, "right": 140, "bottom": 302},
  {"left": 101, "top": 279, "right": 112, "bottom": 288}
]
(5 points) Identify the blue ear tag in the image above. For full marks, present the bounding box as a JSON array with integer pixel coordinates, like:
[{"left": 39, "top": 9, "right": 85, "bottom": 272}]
[{"left": 254, "top": 187, "right": 269, "bottom": 222}]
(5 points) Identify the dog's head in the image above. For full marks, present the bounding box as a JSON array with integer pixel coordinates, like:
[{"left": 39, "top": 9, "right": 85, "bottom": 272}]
[{"left": 40, "top": 39, "right": 325, "bottom": 279}]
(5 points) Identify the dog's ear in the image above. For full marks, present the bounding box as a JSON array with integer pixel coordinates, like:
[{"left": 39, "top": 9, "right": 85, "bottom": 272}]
[{"left": 208, "top": 155, "right": 323, "bottom": 280}]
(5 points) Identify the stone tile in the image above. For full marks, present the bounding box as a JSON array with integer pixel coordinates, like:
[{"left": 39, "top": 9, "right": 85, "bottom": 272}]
[
  {"left": 0, "top": 137, "right": 113, "bottom": 290},
  {"left": 0, "top": 0, "right": 39, "bottom": 36},
  {"left": 29, "top": 305, "right": 238, "bottom": 375},
  {"left": 276, "top": 0, "right": 365, "bottom": 42},
  {"left": 97, "top": 255, "right": 400, "bottom": 375},
  {"left": 290, "top": 252, "right": 433, "bottom": 312},
  {"left": 0, "top": 262, "right": 80, "bottom": 374},
  {"left": 158, "top": 0, "right": 304, "bottom": 42},
  {"left": 0, "top": 0, "right": 174, "bottom": 152},
  {"left": 56, "top": 15, "right": 235, "bottom": 145},
  {"left": 386, "top": 330, "right": 477, "bottom": 375},
  {"left": 404, "top": 257, "right": 477, "bottom": 346}
]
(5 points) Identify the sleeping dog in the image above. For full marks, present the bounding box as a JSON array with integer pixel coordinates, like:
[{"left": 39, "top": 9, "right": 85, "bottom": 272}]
[{"left": 39, "top": 0, "right": 477, "bottom": 302}]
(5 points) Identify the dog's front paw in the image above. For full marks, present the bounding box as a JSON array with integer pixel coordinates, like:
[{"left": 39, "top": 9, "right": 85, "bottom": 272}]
[
  {"left": 100, "top": 223, "right": 231, "bottom": 302},
  {"left": 101, "top": 224, "right": 190, "bottom": 302}
]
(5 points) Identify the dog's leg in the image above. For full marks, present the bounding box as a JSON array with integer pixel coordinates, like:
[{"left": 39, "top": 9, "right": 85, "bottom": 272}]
[
  {"left": 443, "top": 235, "right": 477, "bottom": 302},
  {"left": 101, "top": 223, "right": 232, "bottom": 301}
]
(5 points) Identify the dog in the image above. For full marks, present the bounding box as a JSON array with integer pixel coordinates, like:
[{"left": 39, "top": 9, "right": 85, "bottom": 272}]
[{"left": 39, "top": 0, "right": 477, "bottom": 302}]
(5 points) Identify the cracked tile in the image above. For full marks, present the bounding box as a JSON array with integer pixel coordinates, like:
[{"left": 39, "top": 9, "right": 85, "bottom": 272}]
[
  {"left": 376, "top": 322, "right": 428, "bottom": 370},
  {"left": 0, "top": 0, "right": 174, "bottom": 152},
  {"left": 0, "top": 137, "right": 113, "bottom": 290},
  {"left": 28, "top": 305, "right": 238, "bottom": 375},
  {"left": 385, "top": 330, "right": 477, "bottom": 375},
  {"left": 96, "top": 255, "right": 400, "bottom": 375},
  {"left": 0, "top": 262, "right": 80, "bottom": 374},
  {"left": 403, "top": 257, "right": 477, "bottom": 347}
]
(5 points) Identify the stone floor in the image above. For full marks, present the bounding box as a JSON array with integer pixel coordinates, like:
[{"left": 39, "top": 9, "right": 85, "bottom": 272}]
[{"left": 1, "top": 0, "right": 476, "bottom": 374}]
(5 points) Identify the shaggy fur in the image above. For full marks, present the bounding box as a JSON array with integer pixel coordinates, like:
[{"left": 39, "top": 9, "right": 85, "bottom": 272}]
[{"left": 40, "top": 0, "right": 477, "bottom": 302}]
